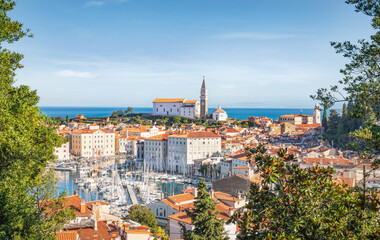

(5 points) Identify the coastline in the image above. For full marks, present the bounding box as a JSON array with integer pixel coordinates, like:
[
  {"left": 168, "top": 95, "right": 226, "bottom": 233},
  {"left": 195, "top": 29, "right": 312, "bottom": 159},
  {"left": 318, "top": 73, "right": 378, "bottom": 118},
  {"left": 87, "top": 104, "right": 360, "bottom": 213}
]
[{"left": 39, "top": 106, "right": 316, "bottom": 120}]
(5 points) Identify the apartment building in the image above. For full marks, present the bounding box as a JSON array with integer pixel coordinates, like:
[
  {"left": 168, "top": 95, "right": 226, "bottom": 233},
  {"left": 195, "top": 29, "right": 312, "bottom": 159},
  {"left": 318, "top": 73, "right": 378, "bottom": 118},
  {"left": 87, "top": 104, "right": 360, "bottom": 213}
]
[
  {"left": 70, "top": 129, "right": 115, "bottom": 157},
  {"left": 144, "top": 134, "right": 170, "bottom": 172},
  {"left": 167, "top": 131, "right": 221, "bottom": 174},
  {"left": 278, "top": 114, "right": 313, "bottom": 125},
  {"left": 54, "top": 141, "right": 70, "bottom": 160}
]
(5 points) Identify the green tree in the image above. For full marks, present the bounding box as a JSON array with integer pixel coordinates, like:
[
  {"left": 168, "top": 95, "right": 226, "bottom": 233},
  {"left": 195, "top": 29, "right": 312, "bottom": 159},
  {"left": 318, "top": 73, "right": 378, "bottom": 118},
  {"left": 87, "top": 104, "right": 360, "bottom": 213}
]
[
  {"left": 153, "top": 226, "right": 170, "bottom": 240},
  {"left": 0, "top": 1, "right": 75, "bottom": 238},
  {"left": 125, "top": 204, "right": 157, "bottom": 229},
  {"left": 324, "top": 109, "right": 340, "bottom": 144},
  {"left": 231, "top": 145, "right": 379, "bottom": 239},
  {"left": 125, "top": 205, "right": 169, "bottom": 239},
  {"left": 311, "top": 0, "right": 379, "bottom": 167},
  {"left": 181, "top": 178, "right": 227, "bottom": 240},
  {"left": 172, "top": 115, "right": 182, "bottom": 125},
  {"left": 66, "top": 114, "right": 70, "bottom": 123},
  {"left": 322, "top": 107, "right": 328, "bottom": 128}
]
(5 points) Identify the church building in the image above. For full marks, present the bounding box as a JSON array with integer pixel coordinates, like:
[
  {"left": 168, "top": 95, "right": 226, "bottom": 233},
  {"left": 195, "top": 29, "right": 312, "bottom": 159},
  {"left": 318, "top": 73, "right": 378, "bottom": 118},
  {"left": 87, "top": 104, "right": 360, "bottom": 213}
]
[{"left": 152, "top": 78, "right": 209, "bottom": 119}]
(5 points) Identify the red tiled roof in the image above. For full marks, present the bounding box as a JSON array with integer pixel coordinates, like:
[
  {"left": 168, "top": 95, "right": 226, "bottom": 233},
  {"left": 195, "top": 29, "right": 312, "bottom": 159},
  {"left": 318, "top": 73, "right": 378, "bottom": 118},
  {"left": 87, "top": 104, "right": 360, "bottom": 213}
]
[
  {"left": 214, "top": 192, "right": 243, "bottom": 202},
  {"left": 134, "top": 225, "right": 151, "bottom": 230},
  {"left": 303, "top": 157, "right": 353, "bottom": 165},
  {"left": 162, "top": 199, "right": 180, "bottom": 211},
  {"left": 153, "top": 98, "right": 185, "bottom": 103},
  {"left": 145, "top": 133, "right": 171, "bottom": 141},
  {"left": 167, "top": 193, "right": 195, "bottom": 204},
  {"left": 296, "top": 123, "right": 322, "bottom": 128},
  {"left": 234, "top": 165, "right": 250, "bottom": 169},
  {"left": 56, "top": 231, "right": 78, "bottom": 240},
  {"left": 169, "top": 131, "right": 220, "bottom": 139}
]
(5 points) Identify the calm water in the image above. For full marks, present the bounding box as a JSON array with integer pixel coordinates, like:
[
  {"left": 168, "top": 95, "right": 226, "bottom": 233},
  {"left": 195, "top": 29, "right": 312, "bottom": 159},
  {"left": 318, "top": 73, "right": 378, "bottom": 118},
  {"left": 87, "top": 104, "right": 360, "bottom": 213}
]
[
  {"left": 55, "top": 170, "right": 101, "bottom": 202},
  {"left": 40, "top": 107, "right": 314, "bottom": 120},
  {"left": 55, "top": 170, "right": 188, "bottom": 202}
]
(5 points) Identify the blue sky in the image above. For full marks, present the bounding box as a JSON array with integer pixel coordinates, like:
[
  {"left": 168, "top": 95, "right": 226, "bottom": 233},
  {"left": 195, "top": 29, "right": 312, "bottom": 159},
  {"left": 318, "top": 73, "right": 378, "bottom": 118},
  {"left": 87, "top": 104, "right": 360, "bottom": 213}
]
[{"left": 8, "top": 0, "right": 374, "bottom": 108}]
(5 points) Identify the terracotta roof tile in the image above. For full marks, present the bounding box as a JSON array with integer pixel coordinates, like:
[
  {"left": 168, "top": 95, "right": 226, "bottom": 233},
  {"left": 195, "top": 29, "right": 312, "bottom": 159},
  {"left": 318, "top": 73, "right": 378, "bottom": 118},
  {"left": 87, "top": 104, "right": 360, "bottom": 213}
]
[
  {"left": 167, "top": 193, "right": 195, "bottom": 204},
  {"left": 153, "top": 98, "right": 186, "bottom": 103},
  {"left": 55, "top": 231, "right": 78, "bottom": 240},
  {"left": 169, "top": 131, "right": 220, "bottom": 139}
]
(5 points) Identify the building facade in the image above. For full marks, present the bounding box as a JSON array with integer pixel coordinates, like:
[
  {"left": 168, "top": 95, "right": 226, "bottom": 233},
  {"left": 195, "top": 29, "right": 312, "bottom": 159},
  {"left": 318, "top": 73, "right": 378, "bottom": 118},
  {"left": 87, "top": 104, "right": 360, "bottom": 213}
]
[
  {"left": 152, "top": 79, "right": 208, "bottom": 119},
  {"left": 152, "top": 98, "right": 200, "bottom": 119},
  {"left": 143, "top": 134, "right": 170, "bottom": 172},
  {"left": 212, "top": 105, "right": 228, "bottom": 121},
  {"left": 70, "top": 129, "right": 115, "bottom": 157},
  {"left": 54, "top": 141, "right": 70, "bottom": 160},
  {"left": 167, "top": 132, "right": 221, "bottom": 174},
  {"left": 278, "top": 114, "right": 313, "bottom": 125}
]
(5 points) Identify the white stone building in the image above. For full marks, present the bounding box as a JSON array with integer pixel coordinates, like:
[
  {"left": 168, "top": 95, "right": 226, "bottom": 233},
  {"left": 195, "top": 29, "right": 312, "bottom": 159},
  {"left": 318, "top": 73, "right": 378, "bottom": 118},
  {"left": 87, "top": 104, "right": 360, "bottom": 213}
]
[
  {"left": 167, "top": 132, "right": 221, "bottom": 174},
  {"left": 278, "top": 114, "right": 313, "bottom": 125},
  {"left": 143, "top": 134, "right": 170, "bottom": 172},
  {"left": 212, "top": 105, "right": 228, "bottom": 121},
  {"left": 125, "top": 125, "right": 166, "bottom": 138},
  {"left": 54, "top": 141, "right": 70, "bottom": 160},
  {"left": 152, "top": 98, "right": 200, "bottom": 119},
  {"left": 70, "top": 129, "right": 115, "bottom": 157}
]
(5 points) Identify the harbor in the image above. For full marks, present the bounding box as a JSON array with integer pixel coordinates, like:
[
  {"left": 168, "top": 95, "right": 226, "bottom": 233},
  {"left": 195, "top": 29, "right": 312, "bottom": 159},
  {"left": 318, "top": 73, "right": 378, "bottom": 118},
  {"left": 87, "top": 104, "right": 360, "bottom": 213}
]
[{"left": 54, "top": 157, "right": 192, "bottom": 217}]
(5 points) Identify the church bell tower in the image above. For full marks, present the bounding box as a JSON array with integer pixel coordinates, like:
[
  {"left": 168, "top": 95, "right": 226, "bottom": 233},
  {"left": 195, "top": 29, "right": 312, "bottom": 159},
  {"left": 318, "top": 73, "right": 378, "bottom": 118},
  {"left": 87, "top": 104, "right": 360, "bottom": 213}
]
[
  {"left": 313, "top": 103, "right": 321, "bottom": 124},
  {"left": 200, "top": 77, "right": 208, "bottom": 119}
]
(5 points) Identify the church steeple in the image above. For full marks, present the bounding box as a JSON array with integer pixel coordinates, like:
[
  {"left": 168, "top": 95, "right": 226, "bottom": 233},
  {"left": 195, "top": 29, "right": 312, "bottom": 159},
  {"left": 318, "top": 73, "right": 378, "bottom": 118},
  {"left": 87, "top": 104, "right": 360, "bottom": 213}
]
[
  {"left": 313, "top": 103, "right": 321, "bottom": 124},
  {"left": 200, "top": 76, "right": 208, "bottom": 119},
  {"left": 201, "top": 76, "right": 207, "bottom": 89}
]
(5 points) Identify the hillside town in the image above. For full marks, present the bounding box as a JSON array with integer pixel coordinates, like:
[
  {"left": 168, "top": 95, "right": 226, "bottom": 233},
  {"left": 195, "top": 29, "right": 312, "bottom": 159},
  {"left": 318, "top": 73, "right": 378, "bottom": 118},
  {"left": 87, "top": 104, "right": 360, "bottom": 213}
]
[
  {"left": 49, "top": 81, "right": 379, "bottom": 240},
  {"left": 2, "top": 0, "right": 380, "bottom": 239}
]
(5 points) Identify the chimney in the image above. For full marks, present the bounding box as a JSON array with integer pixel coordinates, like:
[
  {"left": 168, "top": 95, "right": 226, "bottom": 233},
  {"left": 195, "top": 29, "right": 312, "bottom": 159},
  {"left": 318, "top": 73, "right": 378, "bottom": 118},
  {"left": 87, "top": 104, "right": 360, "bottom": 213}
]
[
  {"left": 237, "top": 192, "right": 241, "bottom": 199},
  {"left": 93, "top": 234, "right": 98, "bottom": 239},
  {"left": 210, "top": 189, "right": 215, "bottom": 199},
  {"left": 337, "top": 159, "right": 339, "bottom": 165},
  {"left": 193, "top": 188, "right": 198, "bottom": 198},
  {"left": 94, "top": 219, "right": 98, "bottom": 231},
  {"left": 80, "top": 201, "right": 86, "bottom": 214},
  {"left": 124, "top": 223, "right": 130, "bottom": 231},
  {"left": 74, "top": 190, "right": 78, "bottom": 195},
  {"left": 228, "top": 207, "right": 234, "bottom": 217}
]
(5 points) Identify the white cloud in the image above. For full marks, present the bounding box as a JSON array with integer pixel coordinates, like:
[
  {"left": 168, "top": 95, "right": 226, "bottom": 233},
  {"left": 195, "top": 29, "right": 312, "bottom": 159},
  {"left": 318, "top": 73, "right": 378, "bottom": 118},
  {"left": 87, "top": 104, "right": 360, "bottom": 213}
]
[
  {"left": 85, "top": 1, "right": 106, "bottom": 7},
  {"left": 213, "top": 32, "right": 298, "bottom": 40},
  {"left": 54, "top": 70, "right": 94, "bottom": 78}
]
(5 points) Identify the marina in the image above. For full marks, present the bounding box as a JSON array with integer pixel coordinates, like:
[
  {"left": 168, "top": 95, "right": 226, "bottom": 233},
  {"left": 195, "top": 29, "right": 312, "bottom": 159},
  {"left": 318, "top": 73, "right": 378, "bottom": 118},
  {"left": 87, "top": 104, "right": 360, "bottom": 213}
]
[{"left": 54, "top": 157, "right": 192, "bottom": 216}]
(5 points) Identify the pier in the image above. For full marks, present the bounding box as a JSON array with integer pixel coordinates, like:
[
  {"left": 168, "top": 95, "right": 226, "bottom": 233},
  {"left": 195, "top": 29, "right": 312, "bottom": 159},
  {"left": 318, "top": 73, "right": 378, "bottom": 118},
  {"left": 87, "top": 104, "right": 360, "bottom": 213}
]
[{"left": 126, "top": 184, "right": 139, "bottom": 205}]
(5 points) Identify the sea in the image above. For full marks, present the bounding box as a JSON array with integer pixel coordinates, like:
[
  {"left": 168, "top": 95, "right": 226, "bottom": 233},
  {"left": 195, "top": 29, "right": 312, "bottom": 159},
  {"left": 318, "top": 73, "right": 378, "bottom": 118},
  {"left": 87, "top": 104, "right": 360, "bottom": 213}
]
[{"left": 40, "top": 107, "right": 314, "bottom": 121}]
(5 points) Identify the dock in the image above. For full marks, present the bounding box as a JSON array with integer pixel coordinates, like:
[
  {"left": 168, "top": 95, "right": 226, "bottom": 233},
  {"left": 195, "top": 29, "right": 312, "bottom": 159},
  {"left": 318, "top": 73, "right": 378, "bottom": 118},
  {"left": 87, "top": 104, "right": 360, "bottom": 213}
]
[
  {"left": 126, "top": 184, "right": 139, "bottom": 205},
  {"left": 54, "top": 167, "right": 76, "bottom": 172}
]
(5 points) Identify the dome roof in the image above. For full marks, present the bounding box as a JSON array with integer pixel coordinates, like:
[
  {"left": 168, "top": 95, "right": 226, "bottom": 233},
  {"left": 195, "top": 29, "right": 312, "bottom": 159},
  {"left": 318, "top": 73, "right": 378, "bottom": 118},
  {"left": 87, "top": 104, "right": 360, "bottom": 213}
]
[{"left": 213, "top": 105, "right": 226, "bottom": 114}]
